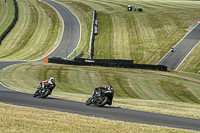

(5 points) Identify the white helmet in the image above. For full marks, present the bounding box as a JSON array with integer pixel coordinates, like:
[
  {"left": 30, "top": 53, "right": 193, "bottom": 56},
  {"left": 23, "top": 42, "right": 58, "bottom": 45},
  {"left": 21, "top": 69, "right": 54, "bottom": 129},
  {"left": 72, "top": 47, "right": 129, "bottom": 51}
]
[{"left": 50, "top": 77, "right": 54, "bottom": 80}]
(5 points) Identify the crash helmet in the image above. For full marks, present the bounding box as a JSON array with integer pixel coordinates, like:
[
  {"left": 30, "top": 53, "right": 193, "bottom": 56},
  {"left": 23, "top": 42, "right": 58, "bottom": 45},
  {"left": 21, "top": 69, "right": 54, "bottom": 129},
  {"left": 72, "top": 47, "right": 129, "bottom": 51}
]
[
  {"left": 50, "top": 77, "right": 54, "bottom": 80},
  {"left": 108, "top": 86, "right": 112, "bottom": 89}
]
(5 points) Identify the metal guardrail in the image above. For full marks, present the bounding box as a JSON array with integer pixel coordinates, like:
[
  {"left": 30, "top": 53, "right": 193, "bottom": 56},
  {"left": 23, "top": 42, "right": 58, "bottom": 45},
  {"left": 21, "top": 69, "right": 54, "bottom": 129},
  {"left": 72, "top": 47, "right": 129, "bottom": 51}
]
[{"left": 89, "top": 10, "right": 98, "bottom": 59}]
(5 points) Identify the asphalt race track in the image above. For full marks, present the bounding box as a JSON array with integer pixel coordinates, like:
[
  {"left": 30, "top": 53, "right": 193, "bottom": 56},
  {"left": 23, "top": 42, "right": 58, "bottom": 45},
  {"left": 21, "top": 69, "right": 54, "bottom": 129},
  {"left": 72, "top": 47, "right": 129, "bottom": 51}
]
[
  {"left": 40, "top": 0, "right": 81, "bottom": 59},
  {"left": 1, "top": 90, "right": 200, "bottom": 131},
  {"left": 0, "top": 0, "right": 200, "bottom": 131},
  {"left": 157, "top": 24, "right": 200, "bottom": 70}
]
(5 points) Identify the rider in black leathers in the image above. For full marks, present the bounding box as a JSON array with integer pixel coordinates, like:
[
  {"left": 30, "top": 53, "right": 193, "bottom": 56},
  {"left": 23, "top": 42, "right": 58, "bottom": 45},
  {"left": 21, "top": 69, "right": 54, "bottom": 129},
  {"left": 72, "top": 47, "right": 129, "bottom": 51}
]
[{"left": 92, "top": 86, "right": 112, "bottom": 99}]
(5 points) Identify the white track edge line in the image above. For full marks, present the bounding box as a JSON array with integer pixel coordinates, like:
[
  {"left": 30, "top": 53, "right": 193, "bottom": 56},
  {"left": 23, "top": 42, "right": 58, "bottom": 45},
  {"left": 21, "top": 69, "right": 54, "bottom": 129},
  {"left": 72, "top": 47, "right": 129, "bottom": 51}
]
[
  {"left": 0, "top": 62, "right": 31, "bottom": 93},
  {"left": 32, "top": 0, "right": 81, "bottom": 61},
  {"left": 175, "top": 40, "right": 200, "bottom": 71},
  {"left": 156, "top": 23, "right": 200, "bottom": 65}
]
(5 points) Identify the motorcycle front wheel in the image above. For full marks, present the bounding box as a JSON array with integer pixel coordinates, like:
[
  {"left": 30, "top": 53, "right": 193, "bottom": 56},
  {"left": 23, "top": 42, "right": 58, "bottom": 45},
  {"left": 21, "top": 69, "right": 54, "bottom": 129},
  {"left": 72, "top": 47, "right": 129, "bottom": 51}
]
[
  {"left": 86, "top": 97, "right": 92, "bottom": 105},
  {"left": 97, "top": 96, "right": 108, "bottom": 107},
  {"left": 41, "top": 89, "right": 51, "bottom": 98},
  {"left": 33, "top": 90, "right": 39, "bottom": 97}
]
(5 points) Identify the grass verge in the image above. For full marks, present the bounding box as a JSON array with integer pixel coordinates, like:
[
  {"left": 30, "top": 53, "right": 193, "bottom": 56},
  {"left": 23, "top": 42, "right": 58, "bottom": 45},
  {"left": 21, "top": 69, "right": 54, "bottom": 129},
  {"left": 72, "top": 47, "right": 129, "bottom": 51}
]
[{"left": 0, "top": 102, "right": 197, "bottom": 133}]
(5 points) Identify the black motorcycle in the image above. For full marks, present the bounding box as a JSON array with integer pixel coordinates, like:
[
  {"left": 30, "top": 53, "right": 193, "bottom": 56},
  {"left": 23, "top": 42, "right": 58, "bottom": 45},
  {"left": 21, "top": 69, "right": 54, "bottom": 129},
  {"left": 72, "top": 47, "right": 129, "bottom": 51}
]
[
  {"left": 86, "top": 86, "right": 114, "bottom": 107},
  {"left": 33, "top": 83, "right": 55, "bottom": 98}
]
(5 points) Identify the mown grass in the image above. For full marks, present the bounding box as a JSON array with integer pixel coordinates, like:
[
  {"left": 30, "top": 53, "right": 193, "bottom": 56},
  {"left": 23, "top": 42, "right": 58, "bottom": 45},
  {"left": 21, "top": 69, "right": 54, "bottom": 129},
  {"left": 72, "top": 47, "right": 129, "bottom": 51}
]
[
  {"left": 0, "top": 1, "right": 6, "bottom": 26},
  {"left": 57, "top": 0, "right": 200, "bottom": 73},
  {"left": 0, "top": 0, "right": 62, "bottom": 60},
  {"left": 94, "top": 12, "right": 114, "bottom": 59},
  {"left": 0, "top": 1, "right": 5, "bottom": 19},
  {"left": 178, "top": 41, "right": 200, "bottom": 73},
  {"left": 0, "top": 0, "right": 15, "bottom": 36},
  {"left": 1, "top": 62, "right": 200, "bottom": 119},
  {"left": 1, "top": 102, "right": 197, "bottom": 133}
]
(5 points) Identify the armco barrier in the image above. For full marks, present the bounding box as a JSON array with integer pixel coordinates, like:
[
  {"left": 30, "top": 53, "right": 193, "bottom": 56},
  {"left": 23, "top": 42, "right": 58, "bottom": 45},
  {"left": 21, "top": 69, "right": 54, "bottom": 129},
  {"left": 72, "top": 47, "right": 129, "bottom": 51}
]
[
  {"left": 0, "top": 0, "right": 18, "bottom": 44},
  {"left": 89, "top": 10, "right": 98, "bottom": 59},
  {"left": 74, "top": 58, "right": 134, "bottom": 64},
  {"left": 47, "top": 58, "right": 167, "bottom": 71}
]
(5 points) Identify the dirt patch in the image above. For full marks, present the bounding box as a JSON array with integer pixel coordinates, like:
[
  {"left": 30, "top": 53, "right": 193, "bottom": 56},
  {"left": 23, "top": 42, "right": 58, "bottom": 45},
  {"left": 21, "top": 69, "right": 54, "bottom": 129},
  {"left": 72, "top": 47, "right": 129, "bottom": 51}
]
[
  {"left": 186, "top": 21, "right": 198, "bottom": 32},
  {"left": 150, "top": 70, "right": 200, "bottom": 83}
]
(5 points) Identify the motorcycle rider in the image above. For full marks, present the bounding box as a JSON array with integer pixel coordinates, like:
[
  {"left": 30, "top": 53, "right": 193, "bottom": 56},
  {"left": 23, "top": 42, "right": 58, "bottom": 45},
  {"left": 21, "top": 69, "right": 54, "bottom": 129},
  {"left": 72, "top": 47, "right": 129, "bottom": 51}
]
[
  {"left": 33, "top": 77, "right": 56, "bottom": 97},
  {"left": 92, "top": 86, "right": 112, "bottom": 99},
  {"left": 86, "top": 86, "right": 114, "bottom": 106}
]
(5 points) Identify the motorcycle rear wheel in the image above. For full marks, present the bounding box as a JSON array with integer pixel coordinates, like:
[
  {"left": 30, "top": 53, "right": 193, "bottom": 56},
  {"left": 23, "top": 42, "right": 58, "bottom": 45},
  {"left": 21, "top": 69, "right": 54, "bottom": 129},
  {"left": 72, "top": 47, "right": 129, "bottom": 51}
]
[{"left": 97, "top": 96, "right": 108, "bottom": 107}]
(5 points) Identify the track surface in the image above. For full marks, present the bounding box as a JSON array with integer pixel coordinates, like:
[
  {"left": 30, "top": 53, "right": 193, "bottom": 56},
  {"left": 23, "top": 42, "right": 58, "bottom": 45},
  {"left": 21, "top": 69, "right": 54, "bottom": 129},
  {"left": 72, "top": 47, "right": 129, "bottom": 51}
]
[
  {"left": 157, "top": 24, "right": 200, "bottom": 70},
  {"left": 0, "top": 0, "right": 200, "bottom": 131},
  {"left": 1, "top": 89, "right": 200, "bottom": 131},
  {"left": 40, "top": 0, "right": 81, "bottom": 59}
]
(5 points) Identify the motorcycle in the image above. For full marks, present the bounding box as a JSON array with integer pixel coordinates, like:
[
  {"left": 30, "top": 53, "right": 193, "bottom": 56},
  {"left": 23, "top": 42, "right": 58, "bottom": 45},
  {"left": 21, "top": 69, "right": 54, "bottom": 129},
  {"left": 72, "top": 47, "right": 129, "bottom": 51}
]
[
  {"left": 86, "top": 86, "right": 114, "bottom": 107},
  {"left": 33, "top": 83, "right": 55, "bottom": 98}
]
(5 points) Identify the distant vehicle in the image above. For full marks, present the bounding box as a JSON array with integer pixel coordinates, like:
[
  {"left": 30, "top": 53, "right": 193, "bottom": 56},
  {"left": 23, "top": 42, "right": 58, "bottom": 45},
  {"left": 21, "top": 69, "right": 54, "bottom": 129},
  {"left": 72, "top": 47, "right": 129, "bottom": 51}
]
[{"left": 86, "top": 86, "right": 114, "bottom": 107}]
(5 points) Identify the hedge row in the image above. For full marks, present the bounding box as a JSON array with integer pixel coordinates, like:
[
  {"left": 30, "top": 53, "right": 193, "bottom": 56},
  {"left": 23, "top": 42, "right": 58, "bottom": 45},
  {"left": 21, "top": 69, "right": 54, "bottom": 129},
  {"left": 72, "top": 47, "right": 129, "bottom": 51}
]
[
  {"left": 47, "top": 57, "right": 167, "bottom": 71},
  {"left": 0, "top": 0, "right": 18, "bottom": 44}
]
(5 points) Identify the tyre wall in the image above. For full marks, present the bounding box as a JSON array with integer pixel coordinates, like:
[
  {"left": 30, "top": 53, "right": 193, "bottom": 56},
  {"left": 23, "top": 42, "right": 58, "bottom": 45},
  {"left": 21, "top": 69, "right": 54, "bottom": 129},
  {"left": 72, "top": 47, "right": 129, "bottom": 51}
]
[
  {"left": 46, "top": 58, "right": 168, "bottom": 71},
  {"left": 0, "top": 0, "right": 18, "bottom": 44}
]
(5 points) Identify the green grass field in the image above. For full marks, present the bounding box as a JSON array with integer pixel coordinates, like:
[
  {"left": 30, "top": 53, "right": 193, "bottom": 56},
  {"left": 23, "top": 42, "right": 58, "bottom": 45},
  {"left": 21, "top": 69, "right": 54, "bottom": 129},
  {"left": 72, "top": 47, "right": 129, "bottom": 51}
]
[
  {"left": 58, "top": 0, "right": 200, "bottom": 73},
  {"left": 0, "top": 0, "right": 62, "bottom": 60},
  {"left": 1, "top": 0, "right": 200, "bottom": 132},
  {"left": 1, "top": 0, "right": 200, "bottom": 72}
]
